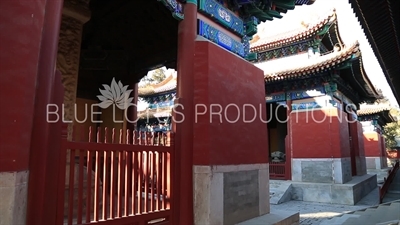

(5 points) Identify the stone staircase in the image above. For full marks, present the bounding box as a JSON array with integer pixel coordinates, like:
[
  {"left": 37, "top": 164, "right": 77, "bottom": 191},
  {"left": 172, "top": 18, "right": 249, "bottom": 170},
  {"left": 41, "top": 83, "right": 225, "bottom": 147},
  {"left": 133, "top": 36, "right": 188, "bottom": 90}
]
[
  {"left": 269, "top": 180, "right": 292, "bottom": 205},
  {"left": 383, "top": 170, "right": 400, "bottom": 203},
  {"left": 238, "top": 209, "right": 299, "bottom": 225},
  {"left": 320, "top": 201, "right": 400, "bottom": 225}
]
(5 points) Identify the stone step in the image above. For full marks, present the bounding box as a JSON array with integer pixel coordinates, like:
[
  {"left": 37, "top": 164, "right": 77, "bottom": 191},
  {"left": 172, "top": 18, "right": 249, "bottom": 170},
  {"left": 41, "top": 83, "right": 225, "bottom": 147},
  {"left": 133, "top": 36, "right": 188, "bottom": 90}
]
[
  {"left": 269, "top": 181, "right": 292, "bottom": 205},
  {"left": 375, "top": 220, "right": 400, "bottom": 225},
  {"left": 237, "top": 210, "right": 299, "bottom": 225},
  {"left": 319, "top": 213, "right": 360, "bottom": 225},
  {"left": 373, "top": 204, "right": 391, "bottom": 216},
  {"left": 352, "top": 210, "right": 369, "bottom": 216},
  {"left": 340, "top": 202, "right": 400, "bottom": 225}
]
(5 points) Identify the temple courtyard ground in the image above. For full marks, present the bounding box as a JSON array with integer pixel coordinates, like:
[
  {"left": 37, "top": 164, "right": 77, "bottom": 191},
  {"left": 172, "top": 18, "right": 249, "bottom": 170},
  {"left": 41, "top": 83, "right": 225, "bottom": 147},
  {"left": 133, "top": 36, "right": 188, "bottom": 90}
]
[
  {"left": 271, "top": 188, "right": 377, "bottom": 225},
  {"left": 270, "top": 170, "right": 400, "bottom": 225}
]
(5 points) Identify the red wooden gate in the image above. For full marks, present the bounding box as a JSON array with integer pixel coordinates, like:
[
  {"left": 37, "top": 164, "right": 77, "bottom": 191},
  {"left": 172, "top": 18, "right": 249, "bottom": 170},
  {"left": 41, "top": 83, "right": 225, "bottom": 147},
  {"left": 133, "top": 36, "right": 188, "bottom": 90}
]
[
  {"left": 56, "top": 126, "right": 174, "bottom": 225},
  {"left": 269, "top": 136, "right": 291, "bottom": 180}
]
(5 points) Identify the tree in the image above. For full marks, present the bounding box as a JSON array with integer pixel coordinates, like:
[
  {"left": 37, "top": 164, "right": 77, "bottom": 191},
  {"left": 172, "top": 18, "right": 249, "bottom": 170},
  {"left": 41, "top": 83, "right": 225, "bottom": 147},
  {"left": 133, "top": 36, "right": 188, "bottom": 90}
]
[
  {"left": 151, "top": 68, "right": 167, "bottom": 84},
  {"left": 139, "top": 68, "right": 167, "bottom": 87},
  {"left": 383, "top": 108, "right": 400, "bottom": 149}
]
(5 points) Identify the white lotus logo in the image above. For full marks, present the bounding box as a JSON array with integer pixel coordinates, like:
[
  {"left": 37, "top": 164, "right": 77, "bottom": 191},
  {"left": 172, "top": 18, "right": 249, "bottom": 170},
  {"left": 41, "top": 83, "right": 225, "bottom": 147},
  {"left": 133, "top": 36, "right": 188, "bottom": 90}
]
[{"left": 97, "top": 78, "right": 133, "bottom": 110}]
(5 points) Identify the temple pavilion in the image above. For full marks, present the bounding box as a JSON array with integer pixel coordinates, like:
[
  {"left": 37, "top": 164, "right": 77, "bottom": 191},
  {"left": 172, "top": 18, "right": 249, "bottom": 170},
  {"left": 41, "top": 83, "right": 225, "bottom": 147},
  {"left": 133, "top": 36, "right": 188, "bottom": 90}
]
[
  {"left": 250, "top": 8, "right": 383, "bottom": 204},
  {"left": 136, "top": 74, "right": 177, "bottom": 131},
  {"left": 137, "top": 7, "right": 385, "bottom": 205},
  {"left": 357, "top": 104, "right": 396, "bottom": 170}
]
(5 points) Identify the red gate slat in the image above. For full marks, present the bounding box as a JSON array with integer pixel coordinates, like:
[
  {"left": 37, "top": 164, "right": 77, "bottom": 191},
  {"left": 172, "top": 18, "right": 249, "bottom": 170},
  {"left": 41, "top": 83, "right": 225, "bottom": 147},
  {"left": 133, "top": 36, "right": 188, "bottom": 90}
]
[{"left": 58, "top": 126, "right": 174, "bottom": 224}]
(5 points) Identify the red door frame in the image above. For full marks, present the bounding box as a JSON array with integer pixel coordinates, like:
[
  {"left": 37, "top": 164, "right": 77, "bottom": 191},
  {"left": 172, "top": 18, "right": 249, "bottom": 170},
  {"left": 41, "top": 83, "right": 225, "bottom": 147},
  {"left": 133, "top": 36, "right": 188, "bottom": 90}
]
[{"left": 26, "top": 0, "right": 196, "bottom": 224}]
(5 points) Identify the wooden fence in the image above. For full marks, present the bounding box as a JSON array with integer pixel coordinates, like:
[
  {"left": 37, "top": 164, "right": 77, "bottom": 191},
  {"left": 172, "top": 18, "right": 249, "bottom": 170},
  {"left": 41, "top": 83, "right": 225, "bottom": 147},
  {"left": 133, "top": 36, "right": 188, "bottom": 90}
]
[
  {"left": 56, "top": 125, "right": 174, "bottom": 225},
  {"left": 269, "top": 162, "right": 288, "bottom": 180}
]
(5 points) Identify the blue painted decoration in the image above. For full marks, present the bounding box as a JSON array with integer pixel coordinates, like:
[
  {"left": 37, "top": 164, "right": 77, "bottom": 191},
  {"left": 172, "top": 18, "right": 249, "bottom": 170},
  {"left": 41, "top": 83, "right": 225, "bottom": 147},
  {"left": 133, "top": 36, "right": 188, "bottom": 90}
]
[
  {"left": 291, "top": 101, "right": 322, "bottom": 110},
  {"left": 198, "top": 0, "right": 245, "bottom": 36},
  {"left": 198, "top": 20, "right": 245, "bottom": 57},
  {"left": 265, "top": 93, "right": 286, "bottom": 103},
  {"left": 289, "top": 87, "right": 326, "bottom": 100},
  {"left": 148, "top": 100, "right": 175, "bottom": 109}
]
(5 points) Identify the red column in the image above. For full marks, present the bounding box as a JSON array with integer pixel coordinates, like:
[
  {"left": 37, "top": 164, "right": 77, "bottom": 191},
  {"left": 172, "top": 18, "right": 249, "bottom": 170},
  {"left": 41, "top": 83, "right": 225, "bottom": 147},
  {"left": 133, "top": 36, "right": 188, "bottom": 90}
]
[
  {"left": 26, "top": 0, "right": 64, "bottom": 224},
  {"left": 286, "top": 99, "right": 292, "bottom": 180},
  {"left": 173, "top": 2, "right": 197, "bottom": 224},
  {"left": 0, "top": 0, "right": 47, "bottom": 172},
  {"left": 128, "top": 83, "right": 139, "bottom": 130}
]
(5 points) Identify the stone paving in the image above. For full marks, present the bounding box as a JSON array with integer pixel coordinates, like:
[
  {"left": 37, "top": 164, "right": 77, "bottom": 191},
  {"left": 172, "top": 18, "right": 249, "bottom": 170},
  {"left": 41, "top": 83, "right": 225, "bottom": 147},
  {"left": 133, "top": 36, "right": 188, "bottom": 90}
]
[{"left": 270, "top": 187, "right": 380, "bottom": 225}]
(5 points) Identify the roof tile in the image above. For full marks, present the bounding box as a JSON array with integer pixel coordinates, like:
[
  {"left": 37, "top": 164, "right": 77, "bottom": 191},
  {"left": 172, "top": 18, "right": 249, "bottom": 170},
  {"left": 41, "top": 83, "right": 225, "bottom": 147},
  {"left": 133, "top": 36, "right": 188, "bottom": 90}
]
[
  {"left": 250, "top": 8, "right": 336, "bottom": 52},
  {"left": 263, "top": 41, "right": 359, "bottom": 81}
]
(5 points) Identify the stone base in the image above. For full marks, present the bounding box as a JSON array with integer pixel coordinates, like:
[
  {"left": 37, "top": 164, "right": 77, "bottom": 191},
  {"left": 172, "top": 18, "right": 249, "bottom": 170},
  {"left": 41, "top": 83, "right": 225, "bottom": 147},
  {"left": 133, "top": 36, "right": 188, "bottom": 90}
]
[
  {"left": 366, "top": 157, "right": 387, "bottom": 170},
  {"left": 194, "top": 164, "right": 269, "bottom": 225},
  {"left": 292, "top": 158, "right": 352, "bottom": 184},
  {"left": 290, "top": 174, "right": 377, "bottom": 205},
  {"left": 367, "top": 168, "right": 391, "bottom": 184},
  {"left": 0, "top": 171, "right": 29, "bottom": 225},
  {"left": 355, "top": 156, "right": 367, "bottom": 176},
  {"left": 269, "top": 180, "right": 292, "bottom": 205},
  {"left": 238, "top": 209, "right": 299, "bottom": 225}
]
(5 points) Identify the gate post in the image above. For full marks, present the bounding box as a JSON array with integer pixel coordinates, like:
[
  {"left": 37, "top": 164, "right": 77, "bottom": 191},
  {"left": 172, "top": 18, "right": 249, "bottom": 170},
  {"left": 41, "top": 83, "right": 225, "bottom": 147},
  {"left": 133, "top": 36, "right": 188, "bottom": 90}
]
[
  {"left": 26, "top": 0, "right": 64, "bottom": 224},
  {"left": 286, "top": 99, "right": 292, "bottom": 180},
  {"left": 173, "top": 1, "right": 197, "bottom": 224}
]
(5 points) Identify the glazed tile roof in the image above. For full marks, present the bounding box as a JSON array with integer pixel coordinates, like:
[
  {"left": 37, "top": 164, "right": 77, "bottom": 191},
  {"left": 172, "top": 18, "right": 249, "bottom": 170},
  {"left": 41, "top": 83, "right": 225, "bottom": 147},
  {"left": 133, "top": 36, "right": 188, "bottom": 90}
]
[
  {"left": 250, "top": 8, "right": 336, "bottom": 52},
  {"left": 138, "top": 74, "right": 177, "bottom": 96},
  {"left": 137, "top": 107, "right": 172, "bottom": 119},
  {"left": 357, "top": 104, "right": 396, "bottom": 125},
  {"left": 263, "top": 41, "right": 360, "bottom": 81},
  {"left": 357, "top": 104, "right": 392, "bottom": 116}
]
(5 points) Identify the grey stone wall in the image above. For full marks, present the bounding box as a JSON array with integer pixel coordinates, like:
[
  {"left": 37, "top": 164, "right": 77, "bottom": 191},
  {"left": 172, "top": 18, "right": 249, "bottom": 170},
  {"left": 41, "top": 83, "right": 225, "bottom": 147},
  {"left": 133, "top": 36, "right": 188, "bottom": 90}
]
[
  {"left": 301, "top": 161, "right": 333, "bottom": 183},
  {"left": 223, "top": 170, "right": 259, "bottom": 225},
  {"left": 340, "top": 158, "right": 352, "bottom": 183},
  {"left": 193, "top": 164, "right": 269, "bottom": 225},
  {"left": 292, "top": 158, "right": 352, "bottom": 184},
  {"left": 291, "top": 174, "right": 377, "bottom": 205}
]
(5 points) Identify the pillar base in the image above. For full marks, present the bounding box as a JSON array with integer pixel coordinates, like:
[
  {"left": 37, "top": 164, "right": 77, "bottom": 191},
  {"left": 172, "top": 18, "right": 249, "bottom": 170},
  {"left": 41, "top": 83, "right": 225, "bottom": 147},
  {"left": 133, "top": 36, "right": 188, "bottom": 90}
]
[
  {"left": 355, "top": 155, "right": 367, "bottom": 176},
  {"left": 194, "top": 164, "right": 269, "bottom": 225},
  {"left": 0, "top": 171, "right": 29, "bottom": 225},
  {"left": 290, "top": 174, "right": 377, "bottom": 205},
  {"left": 292, "top": 158, "right": 352, "bottom": 184}
]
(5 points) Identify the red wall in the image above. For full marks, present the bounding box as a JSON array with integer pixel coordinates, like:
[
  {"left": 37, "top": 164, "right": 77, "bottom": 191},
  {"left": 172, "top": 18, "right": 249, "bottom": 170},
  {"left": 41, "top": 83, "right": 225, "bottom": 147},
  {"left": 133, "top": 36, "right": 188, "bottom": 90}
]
[
  {"left": 349, "top": 121, "right": 366, "bottom": 158},
  {"left": 290, "top": 108, "right": 350, "bottom": 158},
  {"left": 363, "top": 132, "right": 381, "bottom": 157},
  {"left": 192, "top": 41, "right": 268, "bottom": 165},
  {"left": 356, "top": 122, "right": 366, "bottom": 158},
  {"left": 0, "top": 0, "right": 47, "bottom": 171}
]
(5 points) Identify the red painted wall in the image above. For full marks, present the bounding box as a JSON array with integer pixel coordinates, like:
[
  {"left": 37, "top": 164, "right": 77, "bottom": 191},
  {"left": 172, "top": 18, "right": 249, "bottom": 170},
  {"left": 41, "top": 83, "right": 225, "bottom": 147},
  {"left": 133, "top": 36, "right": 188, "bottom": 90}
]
[
  {"left": 0, "top": 0, "right": 47, "bottom": 172},
  {"left": 348, "top": 121, "right": 367, "bottom": 175},
  {"left": 290, "top": 108, "right": 350, "bottom": 158},
  {"left": 380, "top": 136, "right": 387, "bottom": 157},
  {"left": 363, "top": 132, "right": 381, "bottom": 157},
  {"left": 356, "top": 122, "right": 366, "bottom": 158},
  {"left": 192, "top": 41, "right": 268, "bottom": 165}
]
